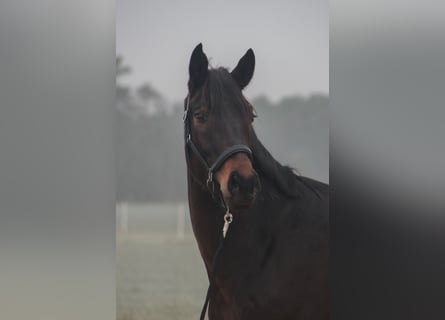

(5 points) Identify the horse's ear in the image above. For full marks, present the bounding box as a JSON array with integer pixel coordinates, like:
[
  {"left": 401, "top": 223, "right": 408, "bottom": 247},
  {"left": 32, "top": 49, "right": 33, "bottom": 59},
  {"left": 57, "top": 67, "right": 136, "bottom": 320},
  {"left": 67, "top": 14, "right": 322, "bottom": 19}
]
[
  {"left": 188, "top": 43, "right": 209, "bottom": 95},
  {"left": 231, "top": 49, "right": 255, "bottom": 90}
]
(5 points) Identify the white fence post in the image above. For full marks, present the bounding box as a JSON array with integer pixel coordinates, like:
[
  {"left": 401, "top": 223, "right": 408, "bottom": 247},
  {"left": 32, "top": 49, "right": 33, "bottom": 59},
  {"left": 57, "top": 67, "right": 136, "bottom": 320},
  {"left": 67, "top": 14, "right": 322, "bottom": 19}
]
[
  {"left": 117, "top": 202, "right": 129, "bottom": 233},
  {"left": 176, "top": 203, "right": 185, "bottom": 240}
]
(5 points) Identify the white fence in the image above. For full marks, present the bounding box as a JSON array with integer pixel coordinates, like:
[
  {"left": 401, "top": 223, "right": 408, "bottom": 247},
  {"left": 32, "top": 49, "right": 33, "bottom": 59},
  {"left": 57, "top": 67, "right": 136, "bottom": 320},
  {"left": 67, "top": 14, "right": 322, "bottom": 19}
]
[{"left": 116, "top": 202, "right": 190, "bottom": 239}]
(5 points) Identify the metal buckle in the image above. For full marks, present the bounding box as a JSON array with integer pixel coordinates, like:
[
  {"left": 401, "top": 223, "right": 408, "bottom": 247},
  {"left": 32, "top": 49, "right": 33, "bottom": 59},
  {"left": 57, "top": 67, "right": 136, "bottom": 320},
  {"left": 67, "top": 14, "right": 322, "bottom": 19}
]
[
  {"left": 222, "top": 210, "right": 233, "bottom": 238},
  {"left": 206, "top": 171, "right": 217, "bottom": 194},
  {"left": 206, "top": 171, "right": 213, "bottom": 187}
]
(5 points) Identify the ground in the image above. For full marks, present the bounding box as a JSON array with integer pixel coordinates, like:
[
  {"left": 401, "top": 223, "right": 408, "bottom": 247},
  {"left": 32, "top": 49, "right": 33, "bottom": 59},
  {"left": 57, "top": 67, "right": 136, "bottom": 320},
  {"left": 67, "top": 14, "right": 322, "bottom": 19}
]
[{"left": 117, "top": 203, "right": 207, "bottom": 320}]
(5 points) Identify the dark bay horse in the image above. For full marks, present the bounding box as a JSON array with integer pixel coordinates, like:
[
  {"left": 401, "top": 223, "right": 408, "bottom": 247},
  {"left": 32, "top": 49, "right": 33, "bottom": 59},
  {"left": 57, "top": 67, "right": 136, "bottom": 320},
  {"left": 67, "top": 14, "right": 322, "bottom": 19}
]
[{"left": 184, "top": 44, "right": 328, "bottom": 320}]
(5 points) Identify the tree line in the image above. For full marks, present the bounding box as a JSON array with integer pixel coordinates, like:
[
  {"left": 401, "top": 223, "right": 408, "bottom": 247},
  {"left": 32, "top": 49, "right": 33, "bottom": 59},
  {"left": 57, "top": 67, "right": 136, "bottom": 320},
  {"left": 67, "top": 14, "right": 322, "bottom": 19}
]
[{"left": 116, "top": 57, "right": 328, "bottom": 203}]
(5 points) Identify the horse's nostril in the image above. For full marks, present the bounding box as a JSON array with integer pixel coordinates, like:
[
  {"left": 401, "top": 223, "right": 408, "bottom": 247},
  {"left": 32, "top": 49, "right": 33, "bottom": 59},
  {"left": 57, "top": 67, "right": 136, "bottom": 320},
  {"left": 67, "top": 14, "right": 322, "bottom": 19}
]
[
  {"left": 228, "top": 172, "right": 241, "bottom": 195},
  {"left": 228, "top": 171, "right": 259, "bottom": 196}
]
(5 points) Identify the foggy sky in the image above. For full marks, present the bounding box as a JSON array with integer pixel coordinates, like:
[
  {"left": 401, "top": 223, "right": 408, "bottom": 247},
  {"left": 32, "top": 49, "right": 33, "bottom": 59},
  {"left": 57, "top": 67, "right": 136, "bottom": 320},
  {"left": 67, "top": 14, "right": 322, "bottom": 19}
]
[{"left": 117, "top": 0, "right": 328, "bottom": 102}]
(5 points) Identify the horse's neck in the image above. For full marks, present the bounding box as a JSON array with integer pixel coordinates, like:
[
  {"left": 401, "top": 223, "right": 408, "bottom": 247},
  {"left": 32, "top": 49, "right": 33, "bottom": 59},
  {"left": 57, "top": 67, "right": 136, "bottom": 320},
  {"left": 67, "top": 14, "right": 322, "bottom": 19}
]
[{"left": 187, "top": 176, "right": 225, "bottom": 267}]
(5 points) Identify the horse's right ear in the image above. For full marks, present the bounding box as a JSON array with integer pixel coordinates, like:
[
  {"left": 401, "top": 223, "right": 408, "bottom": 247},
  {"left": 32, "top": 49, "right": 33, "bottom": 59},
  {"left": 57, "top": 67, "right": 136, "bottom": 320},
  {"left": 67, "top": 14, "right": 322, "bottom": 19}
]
[{"left": 188, "top": 43, "right": 209, "bottom": 95}]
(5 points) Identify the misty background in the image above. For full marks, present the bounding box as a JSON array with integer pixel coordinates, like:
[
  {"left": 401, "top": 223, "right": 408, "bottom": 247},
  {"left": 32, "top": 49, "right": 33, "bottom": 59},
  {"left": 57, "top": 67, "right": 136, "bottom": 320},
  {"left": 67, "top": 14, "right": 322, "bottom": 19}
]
[
  {"left": 116, "top": 55, "right": 328, "bottom": 202},
  {"left": 1, "top": 1, "right": 444, "bottom": 319},
  {"left": 117, "top": 0, "right": 328, "bottom": 102},
  {"left": 116, "top": 0, "right": 329, "bottom": 202},
  {"left": 115, "top": 53, "right": 328, "bottom": 320},
  {"left": 116, "top": 1, "right": 328, "bottom": 319}
]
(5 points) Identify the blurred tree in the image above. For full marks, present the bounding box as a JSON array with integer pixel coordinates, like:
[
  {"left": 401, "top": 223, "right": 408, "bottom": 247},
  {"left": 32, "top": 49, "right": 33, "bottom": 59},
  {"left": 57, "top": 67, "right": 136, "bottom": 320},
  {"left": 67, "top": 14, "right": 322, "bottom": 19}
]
[
  {"left": 137, "top": 83, "right": 161, "bottom": 101},
  {"left": 116, "top": 56, "right": 131, "bottom": 78},
  {"left": 136, "top": 83, "right": 166, "bottom": 115},
  {"left": 114, "top": 56, "right": 328, "bottom": 202},
  {"left": 116, "top": 56, "right": 131, "bottom": 111}
]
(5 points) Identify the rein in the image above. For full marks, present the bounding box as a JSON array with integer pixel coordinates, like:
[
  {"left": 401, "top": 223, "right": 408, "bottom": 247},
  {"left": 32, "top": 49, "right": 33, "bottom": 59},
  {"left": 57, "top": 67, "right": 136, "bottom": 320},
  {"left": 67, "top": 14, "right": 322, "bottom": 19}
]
[
  {"left": 183, "top": 95, "right": 247, "bottom": 320},
  {"left": 199, "top": 210, "right": 232, "bottom": 320}
]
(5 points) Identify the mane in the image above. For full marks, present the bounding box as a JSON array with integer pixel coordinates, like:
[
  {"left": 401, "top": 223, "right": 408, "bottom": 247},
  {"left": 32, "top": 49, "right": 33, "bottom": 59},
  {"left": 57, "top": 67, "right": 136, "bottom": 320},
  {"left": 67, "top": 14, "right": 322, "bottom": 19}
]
[
  {"left": 192, "top": 67, "right": 316, "bottom": 199},
  {"left": 250, "top": 130, "right": 302, "bottom": 198}
]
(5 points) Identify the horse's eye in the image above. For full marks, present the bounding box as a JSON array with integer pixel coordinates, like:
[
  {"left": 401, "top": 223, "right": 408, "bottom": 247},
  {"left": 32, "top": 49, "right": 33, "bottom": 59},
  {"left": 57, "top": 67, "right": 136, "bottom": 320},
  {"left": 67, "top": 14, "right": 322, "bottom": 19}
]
[{"left": 193, "top": 111, "right": 206, "bottom": 122}]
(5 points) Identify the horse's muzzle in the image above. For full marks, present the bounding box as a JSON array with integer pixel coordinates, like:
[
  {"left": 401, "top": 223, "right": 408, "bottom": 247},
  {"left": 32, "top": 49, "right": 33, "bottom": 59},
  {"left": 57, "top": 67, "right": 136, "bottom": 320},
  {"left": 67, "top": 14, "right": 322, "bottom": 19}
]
[{"left": 226, "top": 171, "right": 261, "bottom": 211}]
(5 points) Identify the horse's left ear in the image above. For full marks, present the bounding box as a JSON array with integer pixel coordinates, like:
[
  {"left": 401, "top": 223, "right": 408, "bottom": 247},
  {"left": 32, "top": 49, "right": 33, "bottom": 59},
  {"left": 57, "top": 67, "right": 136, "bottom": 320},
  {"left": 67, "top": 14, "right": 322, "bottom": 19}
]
[{"left": 231, "top": 49, "right": 255, "bottom": 90}]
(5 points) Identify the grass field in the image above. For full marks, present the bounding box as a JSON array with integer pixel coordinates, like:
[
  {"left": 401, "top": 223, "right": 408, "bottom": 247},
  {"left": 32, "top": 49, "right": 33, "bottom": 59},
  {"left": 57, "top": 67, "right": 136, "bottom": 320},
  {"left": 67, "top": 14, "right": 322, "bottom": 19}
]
[{"left": 117, "top": 203, "right": 208, "bottom": 320}]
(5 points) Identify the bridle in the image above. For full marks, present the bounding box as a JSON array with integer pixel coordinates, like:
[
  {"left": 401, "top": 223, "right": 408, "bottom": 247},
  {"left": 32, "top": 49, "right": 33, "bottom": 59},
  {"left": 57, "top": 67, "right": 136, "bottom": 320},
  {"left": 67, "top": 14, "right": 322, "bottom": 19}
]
[
  {"left": 183, "top": 95, "right": 253, "bottom": 199},
  {"left": 183, "top": 94, "right": 253, "bottom": 320}
]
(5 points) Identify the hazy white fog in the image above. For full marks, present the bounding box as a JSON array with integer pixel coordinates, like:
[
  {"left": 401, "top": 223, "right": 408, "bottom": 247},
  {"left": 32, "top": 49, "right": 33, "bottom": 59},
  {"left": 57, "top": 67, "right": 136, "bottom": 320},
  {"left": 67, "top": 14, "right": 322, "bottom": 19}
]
[{"left": 117, "top": 0, "right": 328, "bottom": 102}]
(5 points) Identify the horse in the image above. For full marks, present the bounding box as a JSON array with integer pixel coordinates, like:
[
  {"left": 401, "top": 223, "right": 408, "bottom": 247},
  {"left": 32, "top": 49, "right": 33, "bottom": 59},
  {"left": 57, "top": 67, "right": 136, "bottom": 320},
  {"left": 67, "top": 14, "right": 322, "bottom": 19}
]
[{"left": 183, "top": 43, "right": 328, "bottom": 320}]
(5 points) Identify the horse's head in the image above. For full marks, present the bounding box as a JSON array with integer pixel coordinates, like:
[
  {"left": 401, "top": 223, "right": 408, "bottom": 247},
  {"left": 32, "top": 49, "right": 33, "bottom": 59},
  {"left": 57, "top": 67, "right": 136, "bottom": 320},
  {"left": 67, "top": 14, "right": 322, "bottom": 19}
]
[{"left": 184, "top": 44, "right": 261, "bottom": 212}]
